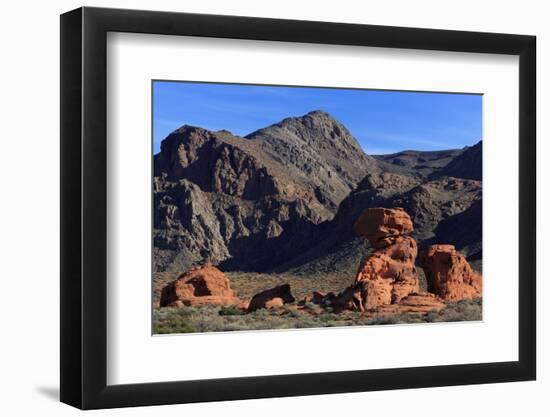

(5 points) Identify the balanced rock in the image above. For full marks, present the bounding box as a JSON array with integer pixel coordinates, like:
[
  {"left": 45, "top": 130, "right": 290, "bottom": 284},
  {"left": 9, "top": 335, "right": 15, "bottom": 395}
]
[
  {"left": 422, "top": 244, "right": 482, "bottom": 301},
  {"left": 247, "top": 284, "right": 295, "bottom": 312},
  {"left": 353, "top": 207, "right": 413, "bottom": 249},
  {"left": 160, "top": 264, "right": 241, "bottom": 307},
  {"left": 333, "top": 208, "right": 419, "bottom": 311},
  {"left": 355, "top": 235, "right": 420, "bottom": 307}
]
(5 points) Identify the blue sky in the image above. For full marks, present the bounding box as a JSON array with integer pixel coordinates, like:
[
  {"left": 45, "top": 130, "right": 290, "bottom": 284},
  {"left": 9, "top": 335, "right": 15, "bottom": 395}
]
[{"left": 153, "top": 81, "right": 482, "bottom": 155}]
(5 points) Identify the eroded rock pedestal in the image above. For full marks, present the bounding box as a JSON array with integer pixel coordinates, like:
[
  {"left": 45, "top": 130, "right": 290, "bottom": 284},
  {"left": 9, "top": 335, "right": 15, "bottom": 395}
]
[
  {"left": 422, "top": 244, "right": 482, "bottom": 301},
  {"left": 160, "top": 264, "right": 242, "bottom": 307},
  {"left": 331, "top": 208, "right": 421, "bottom": 312},
  {"left": 355, "top": 235, "right": 420, "bottom": 307}
]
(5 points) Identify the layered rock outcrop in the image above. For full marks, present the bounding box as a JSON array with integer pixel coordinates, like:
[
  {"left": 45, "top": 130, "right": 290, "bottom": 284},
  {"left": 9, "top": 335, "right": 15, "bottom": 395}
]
[
  {"left": 355, "top": 235, "right": 420, "bottom": 305},
  {"left": 247, "top": 284, "right": 295, "bottom": 312},
  {"left": 372, "top": 293, "right": 446, "bottom": 315},
  {"left": 333, "top": 208, "right": 420, "bottom": 311},
  {"left": 422, "top": 244, "right": 482, "bottom": 301},
  {"left": 159, "top": 264, "right": 241, "bottom": 307}
]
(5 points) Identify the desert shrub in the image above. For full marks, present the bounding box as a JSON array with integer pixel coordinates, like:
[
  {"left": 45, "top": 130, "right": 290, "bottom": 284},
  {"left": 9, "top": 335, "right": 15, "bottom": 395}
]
[
  {"left": 366, "top": 315, "right": 399, "bottom": 325},
  {"left": 256, "top": 315, "right": 296, "bottom": 330},
  {"left": 347, "top": 311, "right": 425, "bottom": 327},
  {"left": 281, "top": 307, "right": 302, "bottom": 319},
  {"left": 425, "top": 298, "right": 482, "bottom": 323},
  {"left": 251, "top": 308, "right": 271, "bottom": 318},
  {"left": 318, "top": 313, "right": 336, "bottom": 324},
  {"left": 153, "top": 308, "right": 195, "bottom": 334},
  {"left": 394, "top": 313, "right": 425, "bottom": 324},
  {"left": 188, "top": 311, "right": 227, "bottom": 332},
  {"left": 299, "top": 302, "right": 325, "bottom": 315},
  {"left": 294, "top": 319, "right": 324, "bottom": 329},
  {"left": 218, "top": 305, "right": 245, "bottom": 316}
]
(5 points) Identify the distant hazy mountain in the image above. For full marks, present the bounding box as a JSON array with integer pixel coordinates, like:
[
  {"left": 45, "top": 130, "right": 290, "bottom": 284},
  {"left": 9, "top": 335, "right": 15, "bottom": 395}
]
[
  {"left": 153, "top": 111, "right": 482, "bottom": 274},
  {"left": 373, "top": 148, "right": 463, "bottom": 177}
]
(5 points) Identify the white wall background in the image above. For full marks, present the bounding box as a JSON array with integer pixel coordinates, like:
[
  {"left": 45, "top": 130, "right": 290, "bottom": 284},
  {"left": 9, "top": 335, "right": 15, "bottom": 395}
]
[{"left": 0, "top": 0, "right": 546, "bottom": 415}]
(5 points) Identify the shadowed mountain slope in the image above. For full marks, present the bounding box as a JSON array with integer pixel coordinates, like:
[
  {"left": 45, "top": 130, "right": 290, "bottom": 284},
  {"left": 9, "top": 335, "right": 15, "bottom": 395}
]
[
  {"left": 273, "top": 172, "right": 481, "bottom": 278},
  {"left": 435, "top": 140, "right": 482, "bottom": 180}
]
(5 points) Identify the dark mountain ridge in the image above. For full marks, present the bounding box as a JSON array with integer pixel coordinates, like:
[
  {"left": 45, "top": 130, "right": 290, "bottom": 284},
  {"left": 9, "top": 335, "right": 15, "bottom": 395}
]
[
  {"left": 373, "top": 148, "right": 463, "bottom": 177},
  {"left": 435, "top": 140, "right": 482, "bottom": 180}
]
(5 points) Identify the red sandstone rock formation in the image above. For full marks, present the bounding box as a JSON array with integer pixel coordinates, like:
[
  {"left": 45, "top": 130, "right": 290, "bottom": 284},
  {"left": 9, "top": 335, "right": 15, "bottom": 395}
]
[
  {"left": 330, "top": 284, "right": 365, "bottom": 312},
  {"left": 160, "top": 264, "right": 241, "bottom": 307},
  {"left": 353, "top": 207, "right": 414, "bottom": 249},
  {"left": 247, "top": 284, "right": 295, "bottom": 312},
  {"left": 372, "top": 292, "right": 445, "bottom": 315},
  {"left": 331, "top": 208, "right": 420, "bottom": 311},
  {"left": 422, "top": 244, "right": 482, "bottom": 301},
  {"left": 301, "top": 288, "right": 364, "bottom": 312},
  {"left": 305, "top": 288, "right": 445, "bottom": 315},
  {"left": 355, "top": 234, "right": 420, "bottom": 307}
]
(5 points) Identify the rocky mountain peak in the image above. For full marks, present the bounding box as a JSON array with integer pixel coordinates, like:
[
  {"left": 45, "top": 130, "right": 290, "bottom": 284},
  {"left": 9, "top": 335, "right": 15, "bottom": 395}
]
[
  {"left": 247, "top": 110, "right": 361, "bottom": 151},
  {"left": 306, "top": 109, "right": 331, "bottom": 117},
  {"left": 244, "top": 111, "right": 380, "bottom": 208},
  {"left": 302, "top": 109, "right": 340, "bottom": 124},
  {"left": 159, "top": 124, "right": 214, "bottom": 154}
]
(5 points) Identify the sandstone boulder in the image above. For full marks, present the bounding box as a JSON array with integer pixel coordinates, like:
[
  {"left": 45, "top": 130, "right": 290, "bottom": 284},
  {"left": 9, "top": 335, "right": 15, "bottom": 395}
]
[
  {"left": 300, "top": 291, "right": 337, "bottom": 306},
  {"left": 330, "top": 284, "right": 365, "bottom": 313},
  {"left": 160, "top": 264, "right": 241, "bottom": 307},
  {"left": 247, "top": 284, "right": 295, "bottom": 312},
  {"left": 422, "top": 244, "right": 482, "bottom": 301}
]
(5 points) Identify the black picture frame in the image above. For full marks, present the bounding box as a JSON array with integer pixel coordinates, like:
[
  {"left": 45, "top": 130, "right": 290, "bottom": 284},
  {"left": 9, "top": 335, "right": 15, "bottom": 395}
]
[{"left": 60, "top": 6, "right": 536, "bottom": 410}]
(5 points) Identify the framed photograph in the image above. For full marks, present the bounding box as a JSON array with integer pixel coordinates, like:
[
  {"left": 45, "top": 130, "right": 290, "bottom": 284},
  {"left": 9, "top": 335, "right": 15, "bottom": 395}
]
[{"left": 60, "top": 6, "right": 536, "bottom": 409}]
